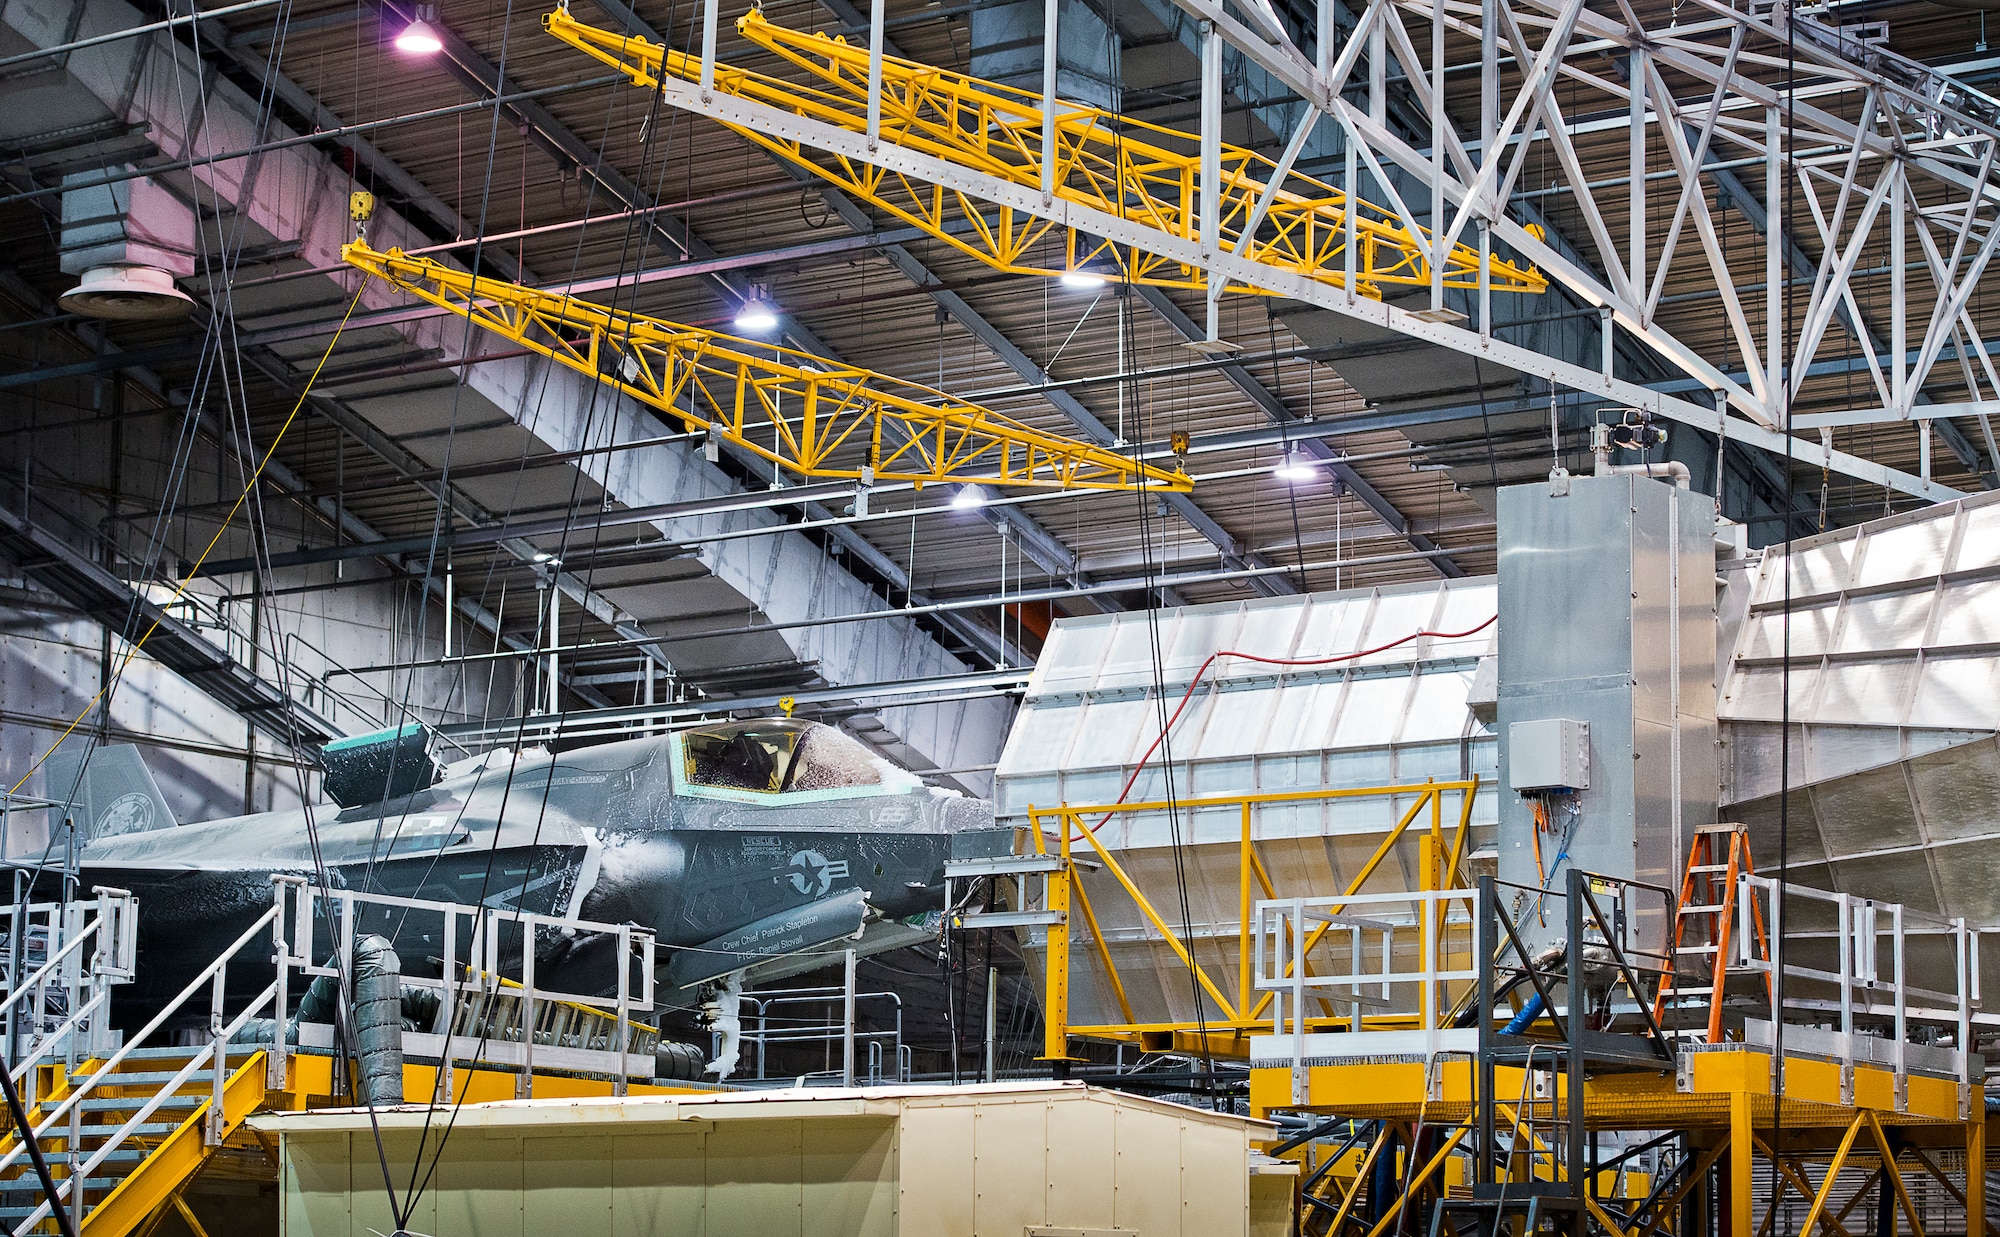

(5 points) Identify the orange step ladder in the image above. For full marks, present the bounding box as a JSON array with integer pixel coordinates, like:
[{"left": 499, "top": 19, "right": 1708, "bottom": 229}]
[{"left": 1657, "top": 823, "right": 1772, "bottom": 1043}]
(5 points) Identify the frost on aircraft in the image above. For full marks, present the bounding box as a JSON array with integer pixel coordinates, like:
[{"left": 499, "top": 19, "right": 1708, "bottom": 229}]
[{"left": 43, "top": 719, "right": 1011, "bottom": 1038}]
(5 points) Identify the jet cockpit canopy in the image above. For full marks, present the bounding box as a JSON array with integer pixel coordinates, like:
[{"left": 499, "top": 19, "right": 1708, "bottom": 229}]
[{"left": 677, "top": 719, "right": 919, "bottom": 798}]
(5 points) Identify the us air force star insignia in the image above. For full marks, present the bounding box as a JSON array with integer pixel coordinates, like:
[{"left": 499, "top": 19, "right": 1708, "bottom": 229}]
[{"left": 787, "top": 849, "right": 850, "bottom": 896}]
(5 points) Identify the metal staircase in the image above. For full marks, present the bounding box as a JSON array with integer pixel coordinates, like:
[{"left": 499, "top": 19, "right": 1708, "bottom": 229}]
[
  {"left": 0, "top": 878, "right": 679, "bottom": 1235},
  {"left": 0, "top": 1046, "right": 272, "bottom": 1235}
]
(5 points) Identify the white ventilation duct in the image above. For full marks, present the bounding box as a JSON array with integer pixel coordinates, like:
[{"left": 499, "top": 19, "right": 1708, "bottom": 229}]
[{"left": 58, "top": 169, "right": 196, "bottom": 320}]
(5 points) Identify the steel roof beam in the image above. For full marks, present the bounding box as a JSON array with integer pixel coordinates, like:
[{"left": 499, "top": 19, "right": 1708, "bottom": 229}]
[
  {"left": 659, "top": 0, "right": 1281, "bottom": 597},
  {"left": 392, "top": 0, "right": 1102, "bottom": 629},
  {"left": 1131, "top": 284, "right": 1463, "bottom": 578}
]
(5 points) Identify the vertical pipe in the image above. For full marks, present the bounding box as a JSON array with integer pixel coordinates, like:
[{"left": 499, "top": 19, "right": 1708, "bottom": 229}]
[
  {"left": 1368, "top": 12, "right": 1385, "bottom": 123},
  {"left": 699, "top": 0, "right": 719, "bottom": 97},
  {"left": 1967, "top": 1117, "right": 1986, "bottom": 1231},
  {"left": 866, "top": 0, "right": 886, "bottom": 150},
  {"left": 1631, "top": 49, "right": 1647, "bottom": 297},
  {"left": 1041, "top": 0, "right": 1060, "bottom": 204},
  {"left": 4, "top": 865, "right": 17, "bottom": 1065},
  {"left": 1199, "top": 17, "right": 1223, "bottom": 343},
  {"left": 1891, "top": 903, "right": 1907, "bottom": 1092},
  {"left": 1429, "top": 0, "right": 1445, "bottom": 311},
  {"left": 1891, "top": 169, "right": 1907, "bottom": 415},
  {"left": 615, "top": 926, "right": 630, "bottom": 1097},
  {"left": 1766, "top": 106, "right": 1783, "bottom": 411},
  {"left": 546, "top": 584, "right": 560, "bottom": 716},
  {"left": 983, "top": 965, "right": 997, "bottom": 1083},
  {"left": 520, "top": 918, "right": 537, "bottom": 1100},
  {"left": 643, "top": 661, "right": 656, "bottom": 737},
  {"left": 842, "top": 948, "right": 857, "bottom": 1087},
  {"left": 1238, "top": 802, "right": 1252, "bottom": 1019},
  {"left": 442, "top": 567, "right": 453, "bottom": 659},
  {"left": 441, "top": 907, "right": 456, "bottom": 1105}
]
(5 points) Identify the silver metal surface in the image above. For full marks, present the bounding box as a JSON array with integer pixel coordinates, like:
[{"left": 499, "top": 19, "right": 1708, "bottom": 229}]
[
  {"left": 1496, "top": 474, "right": 1718, "bottom": 953},
  {"left": 1719, "top": 488, "right": 2000, "bottom": 973}
]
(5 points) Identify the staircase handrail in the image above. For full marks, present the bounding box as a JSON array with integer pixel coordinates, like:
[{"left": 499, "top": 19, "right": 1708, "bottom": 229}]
[
  {"left": 4, "top": 988, "right": 110, "bottom": 1091},
  {"left": 0, "top": 902, "right": 279, "bottom": 1186},
  {"left": 11, "top": 981, "right": 280, "bottom": 1232},
  {"left": 0, "top": 889, "right": 137, "bottom": 1090}
]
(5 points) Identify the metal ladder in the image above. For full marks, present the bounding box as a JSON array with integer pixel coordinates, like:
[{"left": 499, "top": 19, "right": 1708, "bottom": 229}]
[{"left": 1655, "top": 824, "right": 1771, "bottom": 1043}]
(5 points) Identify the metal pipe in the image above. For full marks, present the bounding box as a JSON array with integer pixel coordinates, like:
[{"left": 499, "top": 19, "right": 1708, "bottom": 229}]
[
  {"left": 984, "top": 966, "right": 998, "bottom": 1083},
  {"left": 0, "top": 78, "right": 622, "bottom": 208},
  {"left": 841, "top": 950, "right": 857, "bottom": 1088},
  {"left": 345, "top": 541, "right": 1496, "bottom": 681},
  {"left": 1593, "top": 458, "right": 1691, "bottom": 488},
  {"left": 0, "top": 0, "right": 289, "bottom": 73}
]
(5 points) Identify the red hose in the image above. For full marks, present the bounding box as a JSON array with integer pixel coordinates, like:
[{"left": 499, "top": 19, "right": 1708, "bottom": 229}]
[{"left": 1082, "top": 613, "right": 1499, "bottom": 834}]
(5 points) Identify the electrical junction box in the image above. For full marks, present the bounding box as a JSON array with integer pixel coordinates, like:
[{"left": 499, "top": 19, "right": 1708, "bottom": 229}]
[{"left": 1508, "top": 718, "right": 1590, "bottom": 792}]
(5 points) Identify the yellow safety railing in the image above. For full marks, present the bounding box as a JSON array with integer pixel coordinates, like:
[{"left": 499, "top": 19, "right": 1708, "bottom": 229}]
[
  {"left": 1025, "top": 778, "right": 1480, "bottom": 1060},
  {"left": 340, "top": 240, "right": 1191, "bottom": 494},
  {"left": 543, "top": 8, "right": 1547, "bottom": 301}
]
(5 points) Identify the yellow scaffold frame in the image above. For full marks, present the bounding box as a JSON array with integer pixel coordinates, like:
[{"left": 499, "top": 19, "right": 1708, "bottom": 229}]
[
  {"left": 543, "top": 8, "right": 1547, "bottom": 301},
  {"left": 340, "top": 240, "right": 1192, "bottom": 494},
  {"left": 1025, "top": 778, "right": 1481, "bottom": 1061}
]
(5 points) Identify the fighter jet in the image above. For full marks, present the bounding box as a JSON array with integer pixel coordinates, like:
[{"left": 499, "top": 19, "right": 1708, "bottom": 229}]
[{"left": 42, "top": 719, "right": 1010, "bottom": 1019}]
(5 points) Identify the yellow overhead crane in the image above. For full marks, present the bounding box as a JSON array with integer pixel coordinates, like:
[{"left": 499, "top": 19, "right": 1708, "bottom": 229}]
[
  {"left": 339, "top": 240, "right": 1191, "bottom": 494},
  {"left": 542, "top": 6, "right": 1547, "bottom": 301}
]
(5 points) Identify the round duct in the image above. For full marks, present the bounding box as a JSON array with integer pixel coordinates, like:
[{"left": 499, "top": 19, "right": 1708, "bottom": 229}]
[{"left": 58, "top": 265, "right": 195, "bottom": 321}]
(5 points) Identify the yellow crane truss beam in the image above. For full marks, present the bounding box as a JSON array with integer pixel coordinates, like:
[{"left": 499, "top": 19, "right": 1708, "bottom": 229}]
[
  {"left": 543, "top": 6, "right": 1546, "bottom": 300},
  {"left": 340, "top": 241, "right": 1191, "bottom": 493}
]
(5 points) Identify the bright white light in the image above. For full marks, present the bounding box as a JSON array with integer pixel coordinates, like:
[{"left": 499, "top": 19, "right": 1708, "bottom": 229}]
[
  {"left": 394, "top": 18, "right": 443, "bottom": 53},
  {"left": 530, "top": 550, "right": 557, "bottom": 563},
  {"left": 1059, "top": 270, "right": 1107, "bottom": 290},
  {"left": 734, "top": 290, "right": 780, "bottom": 332},
  {"left": 1275, "top": 451, "right": 1318, "bottom": 481},
  {"left": 951, "top": 484, "right": 986, "bottom": 510}
]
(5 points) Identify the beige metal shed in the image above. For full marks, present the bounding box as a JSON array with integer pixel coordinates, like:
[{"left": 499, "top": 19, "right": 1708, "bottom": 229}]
[{"left": 254, "top": 1080, "right": 1294, "bottom": 1237}]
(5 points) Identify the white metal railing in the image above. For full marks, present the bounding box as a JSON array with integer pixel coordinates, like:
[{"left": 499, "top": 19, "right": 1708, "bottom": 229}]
[
  {"left": 734, "top": 984, "right": 910, "bottom": 1085},
  {"left": 2, "top": 877, "right": 663, "bottom": 1231},
  {"left": 1254, "top": 888, "right": 1482, "bottom": 1093},
  {"left": 0, "top": 889, "right": 137, "bottom": 1084},
  {"left": 1736, "top": 874, "right": 1982, "bottom": 1111},
  {"left": 7, "top": 897, "right": 283, "bottom": 1234},
  {"left": 273, "top": 877, "right": 659, "bottom": 1099}
]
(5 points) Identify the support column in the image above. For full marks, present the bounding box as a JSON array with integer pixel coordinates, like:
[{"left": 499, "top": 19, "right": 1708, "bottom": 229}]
[
  {"left": 1726, "top": 1091, "right": 1753, "bottom": 1237},
  {"left": 1968, "top": 1117, "right": 1985, "bottom": 1235}
]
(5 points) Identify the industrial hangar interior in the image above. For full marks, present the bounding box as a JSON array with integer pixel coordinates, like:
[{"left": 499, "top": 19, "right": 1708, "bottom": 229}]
[{"left": 2, "top": 0, "right": 1999, "bottom": 1230}]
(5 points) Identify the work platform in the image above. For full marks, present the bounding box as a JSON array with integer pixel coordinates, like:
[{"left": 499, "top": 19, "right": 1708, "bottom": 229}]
[{"left": 0, "top": 883, "right": 717, "bottom": 1235}]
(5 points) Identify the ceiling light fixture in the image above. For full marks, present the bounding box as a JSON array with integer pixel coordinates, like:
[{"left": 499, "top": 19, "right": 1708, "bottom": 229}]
[
  {"left": 1059, "top": 269, "right": 1107, "bottom": 290},
  {"left": 1276, "top": 449, "right": 1318, "bottom": 481},
  {"left": 733, "top": 285, "right": 780, "bottom": 332},
  {"left": 951, "top": 483, "right": 986, "bottom": 510},
  {"left": 395, "top": 5, "right": 444, "bottom": 53}
]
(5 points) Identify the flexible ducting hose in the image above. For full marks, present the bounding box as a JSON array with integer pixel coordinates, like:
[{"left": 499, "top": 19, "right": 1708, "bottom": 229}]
[
  {"left": 226, "top": 938, "right": 403, "bottom": 1104},
  {"left": 350, "top": 934, "right": 404, "bottom": 1106},
  {"left": 228, "top": 939, "right": 402, "bottom": 1104},
  {"left": 230, "top": 972, "right": 339, "bottom": 1046},
  {"left": 1501, "top": 992, "right": 1546, "bottom": 1036}
]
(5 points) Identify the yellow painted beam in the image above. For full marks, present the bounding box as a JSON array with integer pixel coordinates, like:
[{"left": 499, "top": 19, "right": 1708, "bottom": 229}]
[
  {"left": 81, "top": 1053, "right": 269, "bottom": 1236},
  {"left": 541, "top": 8, "right": 1547, "bottom": 303},
  {"left": 340, "top": 241, "right": 1191, "bottom": 496}
]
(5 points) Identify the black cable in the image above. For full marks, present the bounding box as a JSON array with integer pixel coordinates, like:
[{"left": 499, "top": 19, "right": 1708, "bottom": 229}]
[
  {"left": 1772, "top": 0, "right": 1797, "bottom": 1216},
  {"left": 403, "top": 0, "right": 705, "bottom": 1203}
]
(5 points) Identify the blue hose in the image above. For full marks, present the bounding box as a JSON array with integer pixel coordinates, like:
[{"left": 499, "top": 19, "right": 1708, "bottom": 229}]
[{"left": 1502, "top": 992, "right": 1546, "bottom": 1035}]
